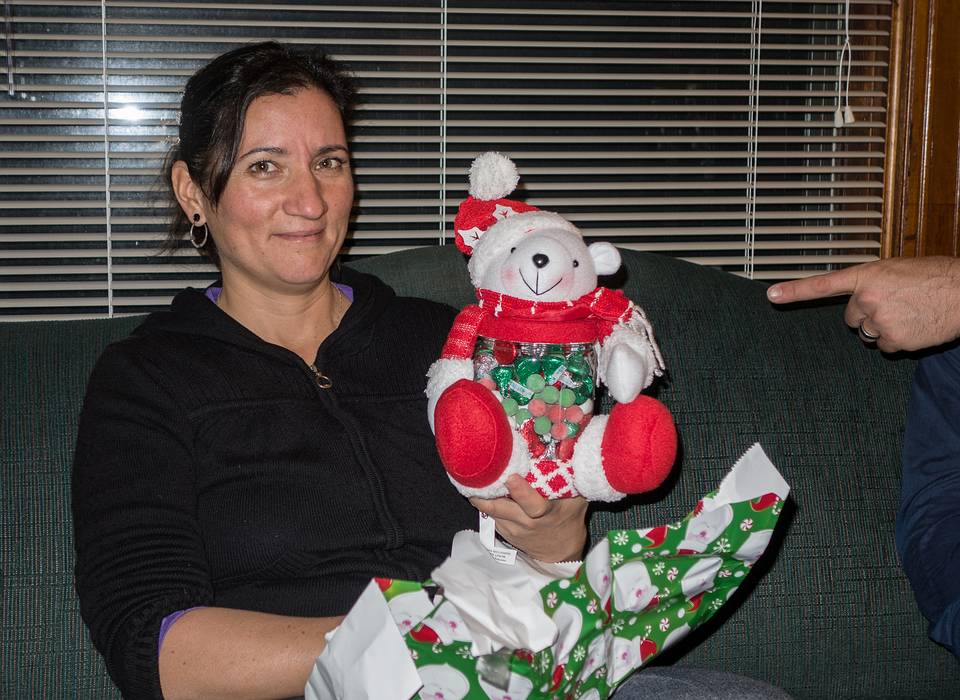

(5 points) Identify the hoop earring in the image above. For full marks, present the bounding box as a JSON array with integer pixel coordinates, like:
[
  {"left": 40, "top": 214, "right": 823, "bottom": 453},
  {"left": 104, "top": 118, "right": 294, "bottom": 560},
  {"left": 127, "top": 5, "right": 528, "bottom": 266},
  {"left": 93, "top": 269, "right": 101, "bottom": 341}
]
[{"left": 190, "top": 213, "right": 209, "bottom": 249}]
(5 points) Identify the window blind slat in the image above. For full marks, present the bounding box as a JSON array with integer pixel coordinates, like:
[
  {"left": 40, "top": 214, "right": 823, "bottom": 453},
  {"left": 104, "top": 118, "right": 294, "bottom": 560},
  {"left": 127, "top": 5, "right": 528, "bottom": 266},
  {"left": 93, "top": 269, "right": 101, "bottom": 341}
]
[{"left": 0, "top": 0, "right": 893, "bottom": 318}]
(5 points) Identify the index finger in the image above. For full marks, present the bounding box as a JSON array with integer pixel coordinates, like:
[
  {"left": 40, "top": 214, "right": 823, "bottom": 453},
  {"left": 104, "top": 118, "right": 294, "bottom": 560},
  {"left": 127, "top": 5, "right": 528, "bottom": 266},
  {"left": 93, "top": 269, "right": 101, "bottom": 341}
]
[
  {"left": 469, "top": 494, "right": 528, "bottom": 523},
  {"left": 767, "top": 266, "right": 859, "bottom": 304}
]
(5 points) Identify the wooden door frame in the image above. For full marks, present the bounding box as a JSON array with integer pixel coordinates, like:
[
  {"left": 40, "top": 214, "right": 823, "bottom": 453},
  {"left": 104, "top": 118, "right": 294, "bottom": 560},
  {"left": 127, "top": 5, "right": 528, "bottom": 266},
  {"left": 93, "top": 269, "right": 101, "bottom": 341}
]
[{"left": 883, "top": 0, "right": 960, "bottom": 258}]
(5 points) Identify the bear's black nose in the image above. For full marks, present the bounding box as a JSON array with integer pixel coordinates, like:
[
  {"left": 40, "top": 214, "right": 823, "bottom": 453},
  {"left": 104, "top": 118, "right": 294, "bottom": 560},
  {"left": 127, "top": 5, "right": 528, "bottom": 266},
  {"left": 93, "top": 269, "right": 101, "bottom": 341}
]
[{"left": 532, "top": 253, "right": 549, "bottom": 269}]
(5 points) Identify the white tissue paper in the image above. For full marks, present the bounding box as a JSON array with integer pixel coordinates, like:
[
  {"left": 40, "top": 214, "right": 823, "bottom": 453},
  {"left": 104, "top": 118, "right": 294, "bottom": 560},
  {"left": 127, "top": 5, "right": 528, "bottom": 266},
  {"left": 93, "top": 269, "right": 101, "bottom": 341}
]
[
  {"left": 431, "top": 530, "right": 581, "bottom": 656},
  {"left": 304, "top": 580, "right": 424, "bottom": 700}
]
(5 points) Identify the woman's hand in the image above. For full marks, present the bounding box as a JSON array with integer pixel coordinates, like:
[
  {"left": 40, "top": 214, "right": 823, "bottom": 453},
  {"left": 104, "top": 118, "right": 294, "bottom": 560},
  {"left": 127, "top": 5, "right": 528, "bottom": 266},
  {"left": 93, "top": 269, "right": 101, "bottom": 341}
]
[{"left": 470, "top": 474, "right": 588, "bottom": 563}]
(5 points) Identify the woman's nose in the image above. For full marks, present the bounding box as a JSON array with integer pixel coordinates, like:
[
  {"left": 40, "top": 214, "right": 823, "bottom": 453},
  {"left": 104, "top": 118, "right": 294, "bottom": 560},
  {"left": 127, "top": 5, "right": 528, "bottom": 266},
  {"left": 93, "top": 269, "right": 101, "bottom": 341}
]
[{"left": 287, "top": 169, "right": 328, "bottom": 219}]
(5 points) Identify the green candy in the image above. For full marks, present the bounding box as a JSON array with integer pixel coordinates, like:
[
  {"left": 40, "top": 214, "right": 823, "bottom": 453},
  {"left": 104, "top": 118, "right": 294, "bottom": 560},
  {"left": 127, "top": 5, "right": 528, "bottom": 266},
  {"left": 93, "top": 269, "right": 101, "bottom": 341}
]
[
  {"left": 525, "top": 373, "right": 546, "bottom": 392},
  {"left": 507, "top": 384, "right": 533, "bottom": 406},
  {"left": 564, "top": 420, "right": 580, "bottom": 438},
  {"left": 501, "top": 397, "right": 519, "bottom": 416},
  {"left": 515, "top": 357, "right": 541, "bottom": 382},
  {"left": 541, "top": 385, "right": 560, "bottom": 404},
  {"left": 491, "top": 366, "right": 514, "bottom": 391},
  {"left": 533, "top": 415, "right": 552, "bottom": 435},
  {"left": 575, "top": 376, "right": 595, "bottom": 403},
  {"left": 515, "top": 408, "right": 532, "bottom": 423},
  {"left": 540, "top": 355, "right": 565, "bottom": 382},
  {"left": 559, "top": 388, "right": 577, "bottom": 407},
  {"left": 565, "top": 352, "right": 589, "bottom": 376}
]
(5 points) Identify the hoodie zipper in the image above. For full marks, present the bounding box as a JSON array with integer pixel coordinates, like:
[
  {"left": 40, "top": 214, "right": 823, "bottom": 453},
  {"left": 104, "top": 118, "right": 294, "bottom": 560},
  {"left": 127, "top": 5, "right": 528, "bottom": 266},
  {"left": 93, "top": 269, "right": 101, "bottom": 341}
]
[
  {"left": 303, "top": 358, "right": 405, "bottom": 553},
  {"left": 307, "top": 363, "right": 333, "bottom": 389}
]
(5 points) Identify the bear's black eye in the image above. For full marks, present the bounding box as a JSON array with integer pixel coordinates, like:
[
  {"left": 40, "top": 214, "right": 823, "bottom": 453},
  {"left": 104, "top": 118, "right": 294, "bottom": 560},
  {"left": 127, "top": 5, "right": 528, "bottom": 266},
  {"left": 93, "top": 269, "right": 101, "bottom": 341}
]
[
  {"left": 510, "top": 247, "right": 516, "bottom": 254},
  {"left": 573, "top": 259, "right": 579, "bottom": 268}
]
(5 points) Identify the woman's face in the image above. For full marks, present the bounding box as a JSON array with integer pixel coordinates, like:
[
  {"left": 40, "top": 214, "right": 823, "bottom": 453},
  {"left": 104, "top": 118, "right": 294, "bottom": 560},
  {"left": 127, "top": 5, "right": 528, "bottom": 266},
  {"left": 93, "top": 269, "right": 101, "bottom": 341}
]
[{"left": 203, "top": 88, "right": 354, "bottom": 295}]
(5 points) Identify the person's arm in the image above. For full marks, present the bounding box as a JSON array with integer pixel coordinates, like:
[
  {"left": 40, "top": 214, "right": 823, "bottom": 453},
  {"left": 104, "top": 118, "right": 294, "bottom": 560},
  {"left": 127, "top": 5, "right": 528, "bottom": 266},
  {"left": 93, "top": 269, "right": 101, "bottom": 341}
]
[
  {"left": 158, "top": 608, "right": 342, "bottom": 700},
  {"left": 766, "top": 256, "right": 960, "bottom": 352},
  {"left": 72, "top": 346, "right": 335, "bottom": 699},
  {"left": 896, "top": 345, "right": 960, "bottom": 657},
  {"left": 470, "top": 474, "right": 589, "bottom": 562}
]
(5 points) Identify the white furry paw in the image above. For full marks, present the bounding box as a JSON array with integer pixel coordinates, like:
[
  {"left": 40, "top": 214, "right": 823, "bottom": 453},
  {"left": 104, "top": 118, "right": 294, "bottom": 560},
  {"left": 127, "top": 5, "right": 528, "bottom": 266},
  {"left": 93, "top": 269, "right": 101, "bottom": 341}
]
[
  {"left": 601, "top": 337, "right": 651, "bottom": 404},
  {"left": 426, "top": 357, "right": 474, "bottom": 431}
]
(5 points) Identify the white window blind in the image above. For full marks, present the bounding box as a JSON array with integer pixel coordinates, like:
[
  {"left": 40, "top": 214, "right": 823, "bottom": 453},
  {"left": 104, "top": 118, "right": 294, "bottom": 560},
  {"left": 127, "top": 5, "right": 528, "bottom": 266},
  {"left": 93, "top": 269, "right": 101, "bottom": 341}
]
[{"left": 0, "top": 0, "right": 892, "bottom": 320}]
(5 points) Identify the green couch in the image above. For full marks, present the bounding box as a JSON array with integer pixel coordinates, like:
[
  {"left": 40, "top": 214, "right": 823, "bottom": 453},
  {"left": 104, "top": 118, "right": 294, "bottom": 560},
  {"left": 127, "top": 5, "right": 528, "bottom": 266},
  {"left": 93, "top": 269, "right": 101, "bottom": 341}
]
[{"left": 3, "top": 246, "right": 958, "bottom": 698}]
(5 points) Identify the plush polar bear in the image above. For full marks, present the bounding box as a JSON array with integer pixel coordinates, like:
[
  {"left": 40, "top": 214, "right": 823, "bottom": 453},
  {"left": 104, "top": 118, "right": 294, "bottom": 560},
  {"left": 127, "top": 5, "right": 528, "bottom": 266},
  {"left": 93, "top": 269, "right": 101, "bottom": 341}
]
[{"left": 426, "top": 152, "right": 677, "bottom": 502}]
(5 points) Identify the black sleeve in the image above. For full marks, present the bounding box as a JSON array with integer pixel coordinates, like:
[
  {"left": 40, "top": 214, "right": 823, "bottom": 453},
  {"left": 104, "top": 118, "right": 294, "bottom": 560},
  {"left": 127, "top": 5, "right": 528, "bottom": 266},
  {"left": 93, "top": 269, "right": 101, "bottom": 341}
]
[
  {"left": 72, "top": 342, "right": 214, "bottom": 699},
  {"left": 897, "top": 345, "right": 960, "bottom": 657}
]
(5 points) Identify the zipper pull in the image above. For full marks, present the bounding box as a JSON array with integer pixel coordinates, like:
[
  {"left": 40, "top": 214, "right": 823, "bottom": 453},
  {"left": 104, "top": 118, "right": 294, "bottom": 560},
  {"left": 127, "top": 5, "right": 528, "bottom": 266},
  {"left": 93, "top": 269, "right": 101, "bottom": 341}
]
[{"left": 307, "top": 363, "right": 333, "bottom": 389}]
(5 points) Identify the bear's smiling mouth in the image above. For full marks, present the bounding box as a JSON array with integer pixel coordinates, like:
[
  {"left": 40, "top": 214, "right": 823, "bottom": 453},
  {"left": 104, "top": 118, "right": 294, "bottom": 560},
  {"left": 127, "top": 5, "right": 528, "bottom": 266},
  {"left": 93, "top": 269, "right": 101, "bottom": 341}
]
[{"left": 519, "top": 268, "right": 563, "bottom": 296}]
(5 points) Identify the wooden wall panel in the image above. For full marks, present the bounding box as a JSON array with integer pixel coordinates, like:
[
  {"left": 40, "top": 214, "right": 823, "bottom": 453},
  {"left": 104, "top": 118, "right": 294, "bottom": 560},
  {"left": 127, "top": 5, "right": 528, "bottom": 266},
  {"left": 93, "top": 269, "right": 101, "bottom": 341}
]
[{"left": 883, "top": 0, "right": 960, "bottom": 258}]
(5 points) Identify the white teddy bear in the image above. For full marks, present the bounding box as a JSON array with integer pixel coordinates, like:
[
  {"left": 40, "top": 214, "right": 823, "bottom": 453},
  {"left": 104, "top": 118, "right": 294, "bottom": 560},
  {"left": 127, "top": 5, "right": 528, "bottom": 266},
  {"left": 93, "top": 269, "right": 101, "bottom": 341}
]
[{"left": 426, "top": 152, "right": 676, "bottom": 502}]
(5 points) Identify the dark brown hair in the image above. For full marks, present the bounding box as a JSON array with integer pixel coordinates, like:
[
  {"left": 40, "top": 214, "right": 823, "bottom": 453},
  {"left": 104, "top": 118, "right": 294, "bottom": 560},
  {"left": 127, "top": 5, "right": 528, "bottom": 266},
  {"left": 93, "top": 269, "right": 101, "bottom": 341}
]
[{"left": 162, "top": 41, "right": 357, "bottom": 266}]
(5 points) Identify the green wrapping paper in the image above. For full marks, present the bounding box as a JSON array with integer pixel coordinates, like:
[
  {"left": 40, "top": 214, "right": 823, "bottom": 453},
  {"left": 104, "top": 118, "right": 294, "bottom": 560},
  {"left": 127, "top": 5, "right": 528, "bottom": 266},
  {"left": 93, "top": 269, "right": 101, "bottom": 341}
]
[{"left": 307, "top": 444, "right": 788, "bottom": 700}]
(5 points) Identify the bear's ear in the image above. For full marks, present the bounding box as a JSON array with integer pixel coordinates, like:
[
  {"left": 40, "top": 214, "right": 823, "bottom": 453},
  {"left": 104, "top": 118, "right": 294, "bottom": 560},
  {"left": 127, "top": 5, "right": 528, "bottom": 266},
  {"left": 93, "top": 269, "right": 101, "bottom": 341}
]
[{"left": 588, "top": 241, "right": 621, "bottom": 276}]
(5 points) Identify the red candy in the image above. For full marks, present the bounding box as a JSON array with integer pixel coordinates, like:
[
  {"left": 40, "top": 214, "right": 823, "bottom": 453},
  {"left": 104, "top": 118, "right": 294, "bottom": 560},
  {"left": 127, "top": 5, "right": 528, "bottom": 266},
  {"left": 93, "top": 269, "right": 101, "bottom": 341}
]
[
  {"left": 528, "top": 398, "right": 547, "bottom": 417},
  {"left": 550, "top": 422, "right": 568, "bottom": 440},
  {"left": 557, "top": 438, "right": 576, "bottom": 461},
  {"left": 564, "top": 405, "right": 584, "bottom": 422},
  {"left": 492, "top": 340, "right": 517, "bottom": 364},
  {"left": 547, "top": 404, "right": 564, "bottom": 423},
  {"left": 478, "top": 376, "right": 497, "bottom": 391},
  {"left": 521, "top": 420, "right": 547, "bottom": 458}
]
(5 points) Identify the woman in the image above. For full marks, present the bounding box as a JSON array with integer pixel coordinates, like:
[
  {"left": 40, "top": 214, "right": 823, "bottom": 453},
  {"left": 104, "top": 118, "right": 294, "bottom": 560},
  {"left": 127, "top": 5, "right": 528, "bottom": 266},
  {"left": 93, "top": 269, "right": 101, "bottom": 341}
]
[
  {"left": 73, "top": 41, "right": 789, "bottom": 700},
  {"left": 72, "top": 42, "right": 587, "bottom": 699}
]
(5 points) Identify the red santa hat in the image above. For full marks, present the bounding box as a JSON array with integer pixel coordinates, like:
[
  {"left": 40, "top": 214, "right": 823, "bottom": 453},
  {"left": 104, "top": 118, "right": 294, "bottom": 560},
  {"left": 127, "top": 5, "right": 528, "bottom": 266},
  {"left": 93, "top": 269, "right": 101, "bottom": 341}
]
[
  {"left": 454, "top": 153, "right": 585, "bottom": 289},
  {"left": 453, "top": 152, "right": 541, "bottom": 254}
]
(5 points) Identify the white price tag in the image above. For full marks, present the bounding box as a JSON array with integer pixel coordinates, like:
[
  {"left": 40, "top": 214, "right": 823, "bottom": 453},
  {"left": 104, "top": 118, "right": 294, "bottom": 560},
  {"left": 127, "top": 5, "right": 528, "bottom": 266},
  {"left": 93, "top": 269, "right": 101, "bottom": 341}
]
[{"left": 478, "top": 512, "right": 517, "bottom": 566}]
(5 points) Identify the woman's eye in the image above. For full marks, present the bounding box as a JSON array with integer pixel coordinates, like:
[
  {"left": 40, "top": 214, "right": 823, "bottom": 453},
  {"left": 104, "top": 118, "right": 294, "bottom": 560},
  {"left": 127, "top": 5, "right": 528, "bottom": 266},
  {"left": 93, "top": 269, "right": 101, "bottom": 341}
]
[
  {"left": 248, "top": 160, "right": 277, "bottom": 175},
  {"left": 510, "top": 247, "right": 516, "bottom": 254},
  {"left": 573, "top": 259, "right": 579, "bottom": 268},
  {"left": 316, "top": 156, "right": 347, "bottom": 171}
]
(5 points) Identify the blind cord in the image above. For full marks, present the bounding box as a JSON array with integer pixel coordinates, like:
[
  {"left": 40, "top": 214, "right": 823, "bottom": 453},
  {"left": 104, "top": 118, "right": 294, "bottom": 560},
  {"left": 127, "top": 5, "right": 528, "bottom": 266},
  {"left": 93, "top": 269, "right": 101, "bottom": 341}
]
[
  {"left": 438, "top": 0, "right": 448, "bottom": 245},
  {"left": 3, "top": 0, "right": 13, "bottom": 97},
  {"left": 101, "top": 1, "right": 113, "bottom": 316},
  {"left": 835, "top": 0, "right": 856, "bottom": 128},
  {"left": 745, "top": 0, "right": 763, "bottom": 280}
]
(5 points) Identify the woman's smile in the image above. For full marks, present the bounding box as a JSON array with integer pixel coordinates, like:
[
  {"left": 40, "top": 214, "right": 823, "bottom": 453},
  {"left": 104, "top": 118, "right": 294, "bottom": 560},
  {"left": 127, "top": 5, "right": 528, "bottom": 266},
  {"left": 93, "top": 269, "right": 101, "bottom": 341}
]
[{"left": 272, "top": 228, "right": 326, "bottom": 241}]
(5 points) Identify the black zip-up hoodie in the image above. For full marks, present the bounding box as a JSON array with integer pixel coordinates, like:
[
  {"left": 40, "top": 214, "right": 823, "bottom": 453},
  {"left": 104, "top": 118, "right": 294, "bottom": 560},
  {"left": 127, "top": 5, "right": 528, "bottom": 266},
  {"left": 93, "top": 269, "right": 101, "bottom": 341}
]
[{"left": 72, "top": 267, "right": 475, "bottom": 698}]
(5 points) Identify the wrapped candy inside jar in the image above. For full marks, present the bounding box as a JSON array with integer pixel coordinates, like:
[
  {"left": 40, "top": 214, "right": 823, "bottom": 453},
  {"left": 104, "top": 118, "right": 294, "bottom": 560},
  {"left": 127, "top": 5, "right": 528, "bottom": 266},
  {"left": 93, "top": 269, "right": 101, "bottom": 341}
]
[{"left": 472, "top": 337, "right": 598, "bottom": 461}]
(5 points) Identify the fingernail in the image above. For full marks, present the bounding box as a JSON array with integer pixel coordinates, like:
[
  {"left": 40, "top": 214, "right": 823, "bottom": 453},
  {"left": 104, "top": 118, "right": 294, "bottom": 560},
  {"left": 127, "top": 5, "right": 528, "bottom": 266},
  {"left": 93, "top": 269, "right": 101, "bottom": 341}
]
[{"left": 767, "top": 285, "right": 782, "bottom": 300}]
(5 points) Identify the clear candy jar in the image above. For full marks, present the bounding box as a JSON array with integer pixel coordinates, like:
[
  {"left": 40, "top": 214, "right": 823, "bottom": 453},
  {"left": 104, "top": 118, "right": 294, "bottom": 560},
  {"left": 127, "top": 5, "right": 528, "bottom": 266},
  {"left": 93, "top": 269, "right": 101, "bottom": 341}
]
[{"left": 472, "top": 336, "right": 598, "bottom": 461}]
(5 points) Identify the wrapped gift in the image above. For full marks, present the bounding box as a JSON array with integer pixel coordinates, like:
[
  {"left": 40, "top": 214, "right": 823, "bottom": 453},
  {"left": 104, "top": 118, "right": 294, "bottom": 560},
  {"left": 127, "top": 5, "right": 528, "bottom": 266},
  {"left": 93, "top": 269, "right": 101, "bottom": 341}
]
[{"left": 306, "top": 444, "right": 788, "bottom": 700}]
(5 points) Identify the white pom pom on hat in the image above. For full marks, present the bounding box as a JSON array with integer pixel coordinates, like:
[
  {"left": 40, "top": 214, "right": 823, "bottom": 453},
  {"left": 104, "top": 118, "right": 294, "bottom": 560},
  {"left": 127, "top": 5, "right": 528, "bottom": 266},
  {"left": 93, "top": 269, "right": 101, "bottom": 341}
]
[
  {"left": 454, "top": 152, "right": 539, "bottom": 255},
  {"left": 468, "top": 151, "right": 519, "bottom": 201}
]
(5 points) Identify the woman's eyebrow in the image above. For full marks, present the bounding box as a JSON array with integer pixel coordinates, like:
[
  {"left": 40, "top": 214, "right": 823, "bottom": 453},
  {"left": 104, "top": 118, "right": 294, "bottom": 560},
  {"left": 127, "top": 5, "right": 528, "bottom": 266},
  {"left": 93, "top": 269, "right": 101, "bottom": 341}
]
[
  {"left": 237, "top": 145, "right": 285, "bottom": 160},
  {"left": 236, "top": 144, "right": 349, "bottom": 160},
  {"left": 315, "top": 144, "right": 350, "bottom": 156}
]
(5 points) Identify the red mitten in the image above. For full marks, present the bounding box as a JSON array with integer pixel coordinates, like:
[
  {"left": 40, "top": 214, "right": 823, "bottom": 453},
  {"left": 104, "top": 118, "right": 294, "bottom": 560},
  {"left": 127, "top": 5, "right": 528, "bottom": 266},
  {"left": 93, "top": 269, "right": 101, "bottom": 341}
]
[
  {"left": 434, "top": 379, "right": 513, "bottom": 488},
  {"left": 601, "top": 396, "right": 677, "bottom": 494}
]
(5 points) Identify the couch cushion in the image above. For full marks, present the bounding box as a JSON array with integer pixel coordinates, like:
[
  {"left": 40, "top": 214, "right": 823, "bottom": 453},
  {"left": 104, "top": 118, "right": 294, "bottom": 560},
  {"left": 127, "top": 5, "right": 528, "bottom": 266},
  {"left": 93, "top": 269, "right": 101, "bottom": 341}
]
[
  {"left": 610, "top": 250, "right": 958, "bottom": 697},
  {"left": 2, "top": 317, "right": 140, "bottom": 699}
]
